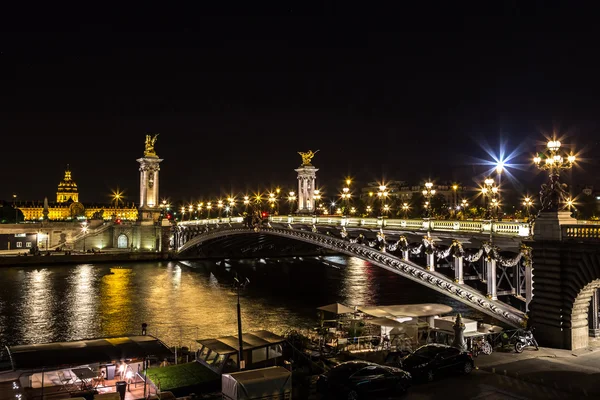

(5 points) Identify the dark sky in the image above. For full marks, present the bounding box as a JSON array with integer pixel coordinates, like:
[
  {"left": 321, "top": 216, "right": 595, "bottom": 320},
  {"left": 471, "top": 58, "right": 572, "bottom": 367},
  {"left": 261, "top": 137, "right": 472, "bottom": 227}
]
[{"left": 1, "top": 4, "right": 600, "bottom": 204}]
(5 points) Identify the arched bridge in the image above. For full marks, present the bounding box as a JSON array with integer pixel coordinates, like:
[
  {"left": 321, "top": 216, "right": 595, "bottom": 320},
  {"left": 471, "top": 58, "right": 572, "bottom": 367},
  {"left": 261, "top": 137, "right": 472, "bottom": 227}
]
[{"left": 175, "top": 222, "right": 528, "bottom": 328}]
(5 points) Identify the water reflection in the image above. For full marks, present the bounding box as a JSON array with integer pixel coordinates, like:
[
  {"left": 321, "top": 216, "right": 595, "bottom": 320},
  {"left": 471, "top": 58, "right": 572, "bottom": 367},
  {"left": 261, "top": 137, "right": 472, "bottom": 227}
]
[
  {"left": 99, "top": 267, "right": 134, "bottom": 337},
  {"left": 21, "top": 269, "right": 54, "bottom": 344},
  {"left": 0, "top": 257, "right": 487, "bottom": 349}
]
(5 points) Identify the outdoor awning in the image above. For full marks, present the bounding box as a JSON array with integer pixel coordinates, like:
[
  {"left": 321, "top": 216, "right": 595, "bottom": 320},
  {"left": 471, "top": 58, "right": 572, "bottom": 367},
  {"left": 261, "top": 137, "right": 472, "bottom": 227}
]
[
  {"left": 317, "top": 303, "right": 355, "bottom": 314},
  {"left": 6, "top": 335, "right": 172, "bottom": 370},
  {"left": 196, "top": 330, "right": 285, "bottom": 356},
  {"left": 359, "top": 303, "right": 453, "bottom": 318}
]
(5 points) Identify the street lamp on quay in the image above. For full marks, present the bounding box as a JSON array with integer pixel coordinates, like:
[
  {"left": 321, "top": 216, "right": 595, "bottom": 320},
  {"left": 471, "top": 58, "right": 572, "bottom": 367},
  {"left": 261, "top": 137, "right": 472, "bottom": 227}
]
[
  {"left": 243, "top": 196, "right": 250, "bottom": 212},
  {"left": 81, "top": 220, "right": 89, "bottom": 252},
  {"left": 533, "top": 139, "right": 576, "bottom": 211},
  {"left": 13, "top": 194, "right": 18, "bottom": 224},
  {"left": 422, "top": 182, "right": 436, "bottom": 218}
]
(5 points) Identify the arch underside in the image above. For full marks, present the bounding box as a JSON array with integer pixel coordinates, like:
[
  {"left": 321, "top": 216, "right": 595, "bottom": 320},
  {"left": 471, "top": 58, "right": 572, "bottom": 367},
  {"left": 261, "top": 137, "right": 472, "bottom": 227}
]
[{"left": 177, "top": 227, "right": 526, "bottom": 327}]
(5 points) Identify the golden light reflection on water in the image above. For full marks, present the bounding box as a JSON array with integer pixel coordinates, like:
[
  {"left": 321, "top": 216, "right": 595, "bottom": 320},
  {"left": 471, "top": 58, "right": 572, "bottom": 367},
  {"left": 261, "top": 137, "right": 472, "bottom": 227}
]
[
  {"left": 99, "top": 267, "right": 134, "bottom": 337},
  {"left": 65, "top": 264, "right": 99, "bottom": 340},
  {"left": 21, "top": 269, "right": 54, "bottom": 343},
  {"left": 339, "top": 257, "right": 377, "bottom": 308}
]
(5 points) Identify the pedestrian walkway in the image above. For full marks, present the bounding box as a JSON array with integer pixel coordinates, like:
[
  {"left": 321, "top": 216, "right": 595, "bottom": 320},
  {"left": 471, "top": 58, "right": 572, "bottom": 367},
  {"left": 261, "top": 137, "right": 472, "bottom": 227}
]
[{"left": 475, "top": 346, "right": 600, "bottom": 397}]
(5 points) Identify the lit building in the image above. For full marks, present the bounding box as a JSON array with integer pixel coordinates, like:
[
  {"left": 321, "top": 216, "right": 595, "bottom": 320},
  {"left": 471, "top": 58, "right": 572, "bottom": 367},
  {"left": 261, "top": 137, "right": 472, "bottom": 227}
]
[{"left": 17, "top": 167, "right": 138, "bottom": 222}]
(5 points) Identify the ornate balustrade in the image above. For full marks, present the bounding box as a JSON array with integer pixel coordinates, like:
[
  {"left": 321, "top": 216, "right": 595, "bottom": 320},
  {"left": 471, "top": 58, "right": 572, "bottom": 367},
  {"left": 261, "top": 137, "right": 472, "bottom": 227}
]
[{"left": 562, "top": 225, "right": 600, "bottom": 240}]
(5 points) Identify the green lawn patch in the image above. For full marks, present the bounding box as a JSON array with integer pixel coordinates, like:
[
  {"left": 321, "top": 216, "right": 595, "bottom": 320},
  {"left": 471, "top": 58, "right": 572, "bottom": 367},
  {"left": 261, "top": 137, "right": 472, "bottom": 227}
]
[{"left": 146, "top": 362, "right": 220, "bottom": 391}]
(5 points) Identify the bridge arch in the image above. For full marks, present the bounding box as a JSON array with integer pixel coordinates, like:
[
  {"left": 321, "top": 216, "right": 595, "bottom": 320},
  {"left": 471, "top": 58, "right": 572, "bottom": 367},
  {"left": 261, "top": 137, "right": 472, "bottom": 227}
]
[{"left": 177, "top": 227, "right": 526, "bottom": 327}]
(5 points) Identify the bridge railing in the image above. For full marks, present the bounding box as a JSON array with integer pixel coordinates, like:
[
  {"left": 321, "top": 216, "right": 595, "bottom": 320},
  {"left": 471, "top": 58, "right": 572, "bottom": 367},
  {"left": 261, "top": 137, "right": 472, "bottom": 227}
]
[
  {"left": 562, "top": 224, "right": 600, "bottom": 240},
  {"left": 245, "top": 216, "right": 531, "bottom": 237}
]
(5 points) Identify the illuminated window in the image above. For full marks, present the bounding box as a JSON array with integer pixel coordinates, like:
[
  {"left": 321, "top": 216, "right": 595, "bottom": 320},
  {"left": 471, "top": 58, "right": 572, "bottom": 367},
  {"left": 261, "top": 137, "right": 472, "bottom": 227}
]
[
  {"left": 26, "top": 242, "right": 31, "bottom": 248},
  {"left": 16, "top": 242, "right": 22, "bottom": 248}
]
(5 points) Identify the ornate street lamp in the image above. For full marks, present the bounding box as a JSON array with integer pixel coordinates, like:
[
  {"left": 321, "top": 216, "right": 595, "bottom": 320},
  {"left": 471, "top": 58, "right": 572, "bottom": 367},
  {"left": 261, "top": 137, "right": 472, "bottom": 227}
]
[
  {"left": 422, "top": 182, "right": 436, "bottom": 218},
  {"left": 377, "top": 184, "right": 389, "bottom": 217},
  {"left": 287, "top": 191, "right": 297, "bottom": 215},
  {"left": 402, "top": 202, "right": 409, "bottom": 219},
  {"left": 81, "top": 220, "right": 89, "bottom": 252},
  {"left": 206, "top": 202, "right": 212, "bottom": 219},
  {"left": 180, "top": 206, "right": 185, "bottom": 221},
  {"left": 522, "top": 196, "right": 534, "bottom": 218},
  {"left": 481, "top": 178, "right": 499, "bottom": 219},
  {"left": 340, "top": 186, "right": 351, "bottom": 216},
  {"left": 313, "top": 189, "right": 322, "bottom": 215},
  {"left": 533, "top": 139, "right": 576, "bottom": 211}
]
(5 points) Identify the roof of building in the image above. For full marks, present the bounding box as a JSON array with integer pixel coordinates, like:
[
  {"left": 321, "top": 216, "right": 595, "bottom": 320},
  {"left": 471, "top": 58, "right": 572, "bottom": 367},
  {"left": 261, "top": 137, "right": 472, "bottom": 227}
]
[
  {"left": 57, "top": 167, "right": 78, "bottom": 193},
  {"left": 6, "top": 335, "right": 172, "bottom": 370},
  {"left": 196, "top": 330, "right": 285, "bottom": 356}
]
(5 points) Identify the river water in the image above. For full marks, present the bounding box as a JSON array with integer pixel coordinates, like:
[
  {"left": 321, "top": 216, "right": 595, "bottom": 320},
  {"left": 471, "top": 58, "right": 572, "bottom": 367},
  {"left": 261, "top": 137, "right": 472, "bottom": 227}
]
[{"left": 0, "top": 256, "right": 485, "bottom": 350}]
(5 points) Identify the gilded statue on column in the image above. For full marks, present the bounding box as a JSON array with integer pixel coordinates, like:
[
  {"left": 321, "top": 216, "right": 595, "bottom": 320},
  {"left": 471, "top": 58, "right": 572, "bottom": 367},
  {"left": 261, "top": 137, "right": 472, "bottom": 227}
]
[
  {"left": 144, "top": 134, "right": 160, "bottom": 157},
  {"left": 298, "top": 149, "right": 319, "bottom": 166}
]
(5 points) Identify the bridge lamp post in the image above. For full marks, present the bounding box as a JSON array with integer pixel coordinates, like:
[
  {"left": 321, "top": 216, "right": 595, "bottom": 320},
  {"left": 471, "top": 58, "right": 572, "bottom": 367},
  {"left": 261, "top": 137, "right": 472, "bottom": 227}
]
[
  {"left": 452, "top": 184, "right": 458, "bottom": 216},
  {"left": 481, "top": 178, "right": 498, "bottom": 220},
  {"left": 287, "top": 192, "right": 296, "bottom": 215},
  {"left": 197, "top": 203, "right": 204, "bottom": 219},
  {"left": 533, "top": 139, "right": 576, "bottom": 211},
  {"left": 243, "top": 196, "right": 250, "bottom": 213},
  {"left": 268, "top": 193, "right": 276, "bottom": 214},
  {"left": 233, "top": 276, "right": 250, "bottom": 371},
  {"left": 460, "top": 199, "right": 469, "bottom": 219},
  {"left": 383, "top": 204, "right": 390, "bottom": 217},
  {"left": 366, "top": 205, "right": 372, "bottom": 216},
  {"left": 217, "top": 200, "right": 224, "bottom": 219},
  {"left": 402, "top": 202, "right": 409, "bottom": 219},
  {"left": 340, "top": 188, "right": 351, "bottom": 216},
  {"left": 206, "top": 202, "right": 212, "bottom": 219},
  {"left": 422, "top": 182, "right": 436, "bottom": 218},
  {"left": 275, "top": 188, "right": 281, "bottom": 214},
  {"left": 522, "top": 196, "right": 533, "bottom": 218},
  {"left": 313, "top": 189, "right": 321, "bottom": 216},
  {"left": 228, "top": 197, "right": 235, "bottom": 217},
  {"left": 377, "top": 185, "right": 389, "bottom": 217},
  {"left": 180, "top": 206, "right": 185, "bottom": 221}
]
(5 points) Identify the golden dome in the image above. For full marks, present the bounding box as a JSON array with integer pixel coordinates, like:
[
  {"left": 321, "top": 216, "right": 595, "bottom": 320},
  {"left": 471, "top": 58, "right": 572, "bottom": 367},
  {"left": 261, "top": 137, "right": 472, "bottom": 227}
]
[{"left": 56, "top": 166, "right": 79, "bottom": 203}]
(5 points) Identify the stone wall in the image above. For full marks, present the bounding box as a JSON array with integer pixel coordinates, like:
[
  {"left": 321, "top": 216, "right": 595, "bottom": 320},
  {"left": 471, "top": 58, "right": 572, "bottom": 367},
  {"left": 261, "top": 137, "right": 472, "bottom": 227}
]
[{"left": 529, "top": 239, "right": 600, "bottom": 350}]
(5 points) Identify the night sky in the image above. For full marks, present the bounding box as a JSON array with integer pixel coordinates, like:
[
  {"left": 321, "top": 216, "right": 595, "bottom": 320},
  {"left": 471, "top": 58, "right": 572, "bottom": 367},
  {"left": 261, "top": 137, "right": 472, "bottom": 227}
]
[{"left": 1, "top": 5, "right": 599, "bottom": 204}]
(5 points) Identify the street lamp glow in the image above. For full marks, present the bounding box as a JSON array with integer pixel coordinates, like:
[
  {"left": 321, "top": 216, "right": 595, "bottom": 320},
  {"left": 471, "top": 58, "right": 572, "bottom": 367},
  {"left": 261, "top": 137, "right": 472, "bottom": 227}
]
[{"left": 547, "top": 140, "right": 561, "bottom": 151}]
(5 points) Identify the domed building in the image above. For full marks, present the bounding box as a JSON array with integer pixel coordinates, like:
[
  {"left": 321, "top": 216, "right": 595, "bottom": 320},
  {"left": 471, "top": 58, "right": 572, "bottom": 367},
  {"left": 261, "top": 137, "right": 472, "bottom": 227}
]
[
  {"left": 56, "top": 166, "right": 79, "bottom": 203},
  {"left": 17, "top": 166, "right": 138, "bottom": 221}
]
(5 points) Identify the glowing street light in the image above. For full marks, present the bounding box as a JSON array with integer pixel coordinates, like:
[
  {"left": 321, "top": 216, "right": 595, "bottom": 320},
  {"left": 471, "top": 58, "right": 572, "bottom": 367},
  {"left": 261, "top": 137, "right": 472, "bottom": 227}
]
[
  {"left": 401, "top": 202, "right": 409, "bottom": 218},
  {"left": 287, "top": 191, "right": 297, "bottom": 215},
  {"left": 533, "top": 138, "right": 577, "bottom": 211},
  {"left": 482, "top": 178, "right": 499, "bottom": 220},
  {"left": 522, "top": 196, "right": 534, "bottom": 218},
  {"left": 422, "top": 182, "right": 436, "bottom": 218}
]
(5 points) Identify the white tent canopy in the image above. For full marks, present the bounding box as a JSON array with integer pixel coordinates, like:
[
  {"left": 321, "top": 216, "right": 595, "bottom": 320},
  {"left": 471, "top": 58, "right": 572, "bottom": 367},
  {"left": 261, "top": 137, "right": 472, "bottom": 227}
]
[
  {"left": 367, "top": 317, "right": 413, "bottom": 327},
  {"left": 317, "top": 303, "right": 355, "bottom": 314},
  {"left": 359, "top": 303, "right": 453, "bottom": 318}
]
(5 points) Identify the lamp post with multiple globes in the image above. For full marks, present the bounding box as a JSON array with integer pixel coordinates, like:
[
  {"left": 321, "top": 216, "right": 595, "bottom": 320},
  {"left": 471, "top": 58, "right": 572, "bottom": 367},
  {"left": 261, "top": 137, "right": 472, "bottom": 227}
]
[
  {"left": 422, "top": 182, "right": 436, "bottom": 218},
  {"left": 533, "top": 139, "right": 576, "bottom": 212},
  {"left": 522, "top": 196, "right": 534, "bottom": 218},
  {"left": 340, "top": 181, "right": 351, "bottom": 216},
  {"left": 287, "top": 191, "right": 297, "bottom": 215},
  {"left": 481, "top": 178, "right": 499, "bottom": 220},
  {"left": 377, "top": 185, "right": 389, "bottom": 217}
]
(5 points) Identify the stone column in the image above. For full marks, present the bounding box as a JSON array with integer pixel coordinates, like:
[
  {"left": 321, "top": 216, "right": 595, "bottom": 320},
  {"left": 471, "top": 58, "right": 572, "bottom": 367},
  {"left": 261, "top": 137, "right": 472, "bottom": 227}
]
[
  {"left": 402, "top": 250, "right": 409, "bottom": 261},
  {"left": 454, "top": 256, "right": 464, "bottom": 284},
  {"left": 487, "top": 259, "right": 497, "bottom": 300},
  {"left": 427, "top": 252, "right": 435, "bottom": 272}
]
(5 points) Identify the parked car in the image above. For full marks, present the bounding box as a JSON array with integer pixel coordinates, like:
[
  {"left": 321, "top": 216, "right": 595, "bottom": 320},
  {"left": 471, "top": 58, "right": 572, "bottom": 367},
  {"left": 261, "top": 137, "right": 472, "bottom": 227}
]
[
  {"left": 316, "top": 360, "right": 411, "bottom": 399},
  {"left": 398, "top": 344, "right": 474, "bottom": 382}
]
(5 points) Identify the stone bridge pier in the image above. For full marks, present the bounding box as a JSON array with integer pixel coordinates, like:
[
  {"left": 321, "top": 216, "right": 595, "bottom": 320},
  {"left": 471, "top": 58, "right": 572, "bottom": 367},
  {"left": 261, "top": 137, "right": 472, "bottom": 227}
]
[{"left": 528, "top": 211, "right": 600, "bottom": 350}]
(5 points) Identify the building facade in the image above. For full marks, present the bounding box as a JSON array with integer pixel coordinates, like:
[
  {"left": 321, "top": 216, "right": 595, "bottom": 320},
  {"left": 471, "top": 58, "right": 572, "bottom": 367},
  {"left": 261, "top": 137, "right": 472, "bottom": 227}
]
[{"left": 17, "top": 167, "right": 138, "bottom": 222}]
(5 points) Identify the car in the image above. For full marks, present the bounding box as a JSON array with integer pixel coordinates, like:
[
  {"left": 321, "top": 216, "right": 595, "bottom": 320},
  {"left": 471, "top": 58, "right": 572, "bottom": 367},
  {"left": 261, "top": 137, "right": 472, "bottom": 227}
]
[
  {"left": 316, "top": 360, "right": 411, "bottom": 399},
  {"left": 398, "top": 344, "right": 474, "bottom": 382}
]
